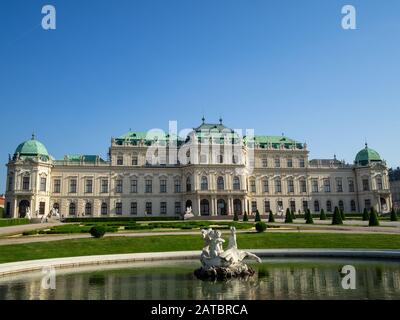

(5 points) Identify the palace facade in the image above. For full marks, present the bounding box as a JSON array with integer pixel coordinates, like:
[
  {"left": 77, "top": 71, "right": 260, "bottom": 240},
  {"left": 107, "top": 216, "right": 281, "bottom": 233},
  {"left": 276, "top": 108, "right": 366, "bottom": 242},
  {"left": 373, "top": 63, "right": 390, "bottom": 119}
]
[{"left": 4, "top": 119, "right": 392, "bottom": 218}]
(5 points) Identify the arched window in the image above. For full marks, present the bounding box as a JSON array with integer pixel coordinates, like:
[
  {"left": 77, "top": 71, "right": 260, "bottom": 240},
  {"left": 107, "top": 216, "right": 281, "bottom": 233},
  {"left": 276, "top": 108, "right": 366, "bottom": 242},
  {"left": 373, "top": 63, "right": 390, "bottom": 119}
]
[
  {"left": 101, "top": 203, "right": 108, "bottom": 215},
  {"left": 186, "top": 176, "right": 191, "bottom": 192},
  {"left": 201, "top": 176, "right": 208, "bottom": 191},
  {"left": 314, "top": 200, "right": 320, "bottom": 212},
  {"left": 233, "top": 177, "right": 240, "bottom": 190},
  {"left": 217, "top": 176, "right": 224, "bottom": 190},
  {"left": 69, "top": 203, "right": 76, "bottom": 216},
  {"left": 338, "top": 200, "right": 344, "bottom": 212},
  {"left": 85, "top": 202, "right": 92, "bottom": 215},
  {"left": 350, "top": 200, "right": 356, "bottom": 212},
  {"left": 326, "top": 200, "right": 332, "bottom": 212}
]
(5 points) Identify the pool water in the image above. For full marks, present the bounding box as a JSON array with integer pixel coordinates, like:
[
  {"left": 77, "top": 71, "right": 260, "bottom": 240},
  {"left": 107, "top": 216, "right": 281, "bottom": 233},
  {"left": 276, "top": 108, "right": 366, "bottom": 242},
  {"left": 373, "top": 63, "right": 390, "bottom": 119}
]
[{"left": 0, "top": 258, "right": 399, "bottom": 300}]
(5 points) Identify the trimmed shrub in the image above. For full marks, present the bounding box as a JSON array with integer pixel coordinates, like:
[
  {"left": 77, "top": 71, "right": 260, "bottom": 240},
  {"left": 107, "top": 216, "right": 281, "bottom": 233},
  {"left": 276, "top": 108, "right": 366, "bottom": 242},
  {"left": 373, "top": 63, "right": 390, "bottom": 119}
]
[
  {"left": 362, "top": 208, "right": 369, "bottom": 221},
  {"left": 332, "top": 206, "right": 343, "bottom": 225},
  {"left": 305, "top": 208, "right": 314, "bottom": 224},
  {"left": 22, "top": 230, "right": 39, "bottom": 236},
  {"left": 64, "top": 216, "right": 180, "bottom": 223},
  {"left": 369, "top": 208, "right": 380, "bottom": 227},
  {"left": 319, "top": 209, "right": 327, "bottom": 220},
  {"left": 233, "top": 211, "right": 239, "bottom": 222},
  {"left": 390, "top": 208, "right": 398, "bottom": 222},
  {"left": 340, "top": 209, "right": 346, "bottom": 221},
  {"left": 268, "top": 211, "right": 275, "bottom": 223},
  {"left": 285, "top": 208, "right": 293, "bottom": 223},
  {"left": 90, "top": 226, "right": 106, "bottom": 238},
  {"left": 255, "top": 210, "right": 261, "bottom": 222},
  {"left": 243, "top": 211, "right": 249, "bottom": 222},
  {"left": 0, "top": 218, "right": 30, "bottom": 227},
  {"left": 255, "top": 222, "right": 267, "bottom": 233}
]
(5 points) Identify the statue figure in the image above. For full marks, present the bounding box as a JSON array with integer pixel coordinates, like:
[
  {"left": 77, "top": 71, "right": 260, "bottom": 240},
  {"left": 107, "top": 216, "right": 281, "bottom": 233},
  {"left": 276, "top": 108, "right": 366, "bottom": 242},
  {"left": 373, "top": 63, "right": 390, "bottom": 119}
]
[
  {"left": 183, "top": 206, "right": 194, "bottom": 220},
  {"left": 25, "top": 207, "right": 31, "bottom": 220},
  {"left": 196, "top": 227, "right": 261, "bottom": 281}
]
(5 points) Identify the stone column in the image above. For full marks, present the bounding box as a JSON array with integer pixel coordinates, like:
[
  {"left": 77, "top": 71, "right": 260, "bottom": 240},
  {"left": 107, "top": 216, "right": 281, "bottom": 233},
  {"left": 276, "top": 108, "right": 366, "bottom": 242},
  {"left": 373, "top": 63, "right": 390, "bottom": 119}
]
[{"left": 197, "top": 198, "right": 201, "bottom": 216}]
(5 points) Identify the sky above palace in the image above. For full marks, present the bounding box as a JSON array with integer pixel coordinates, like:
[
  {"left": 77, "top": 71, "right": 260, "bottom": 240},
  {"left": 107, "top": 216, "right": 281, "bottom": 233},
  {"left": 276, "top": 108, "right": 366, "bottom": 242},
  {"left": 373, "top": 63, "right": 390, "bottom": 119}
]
[{"left": 1, "top": 0, "right": 400, "bottom": 192}]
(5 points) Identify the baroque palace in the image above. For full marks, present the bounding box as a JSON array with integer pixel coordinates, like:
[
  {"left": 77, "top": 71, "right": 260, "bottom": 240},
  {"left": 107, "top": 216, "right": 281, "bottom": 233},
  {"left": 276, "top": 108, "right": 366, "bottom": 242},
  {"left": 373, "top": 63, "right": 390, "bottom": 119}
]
[{"left": 4, "top": 119, "right": 392, "bottom": 218}]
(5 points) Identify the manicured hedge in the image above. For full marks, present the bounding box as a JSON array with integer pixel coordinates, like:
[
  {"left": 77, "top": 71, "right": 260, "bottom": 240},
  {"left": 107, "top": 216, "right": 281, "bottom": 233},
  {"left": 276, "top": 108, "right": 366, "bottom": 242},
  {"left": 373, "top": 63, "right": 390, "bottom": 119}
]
[
  {"left": 0, "top": 218, "right": 30, "bottom": 227},
  {"left": 64, "top": 216, "right": 181, "bottom": 223}
]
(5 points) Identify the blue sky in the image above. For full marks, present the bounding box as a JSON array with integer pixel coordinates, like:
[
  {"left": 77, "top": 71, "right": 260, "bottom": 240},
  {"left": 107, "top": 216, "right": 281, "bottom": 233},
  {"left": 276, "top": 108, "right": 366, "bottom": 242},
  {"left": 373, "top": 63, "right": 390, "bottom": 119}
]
[{"left": 1, "top": 0, "right": 400, "bottom": 193}]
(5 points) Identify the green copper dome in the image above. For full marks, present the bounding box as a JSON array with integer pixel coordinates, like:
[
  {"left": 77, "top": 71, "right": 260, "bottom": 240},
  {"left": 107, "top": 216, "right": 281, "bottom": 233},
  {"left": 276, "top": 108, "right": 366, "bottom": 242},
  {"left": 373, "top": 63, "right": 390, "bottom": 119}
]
[
  {"left": 14, "top": 135, "right": 49, "bottom": 158},
  {"left": 355, "top": 144, "right": 381, "bottom": 165}
]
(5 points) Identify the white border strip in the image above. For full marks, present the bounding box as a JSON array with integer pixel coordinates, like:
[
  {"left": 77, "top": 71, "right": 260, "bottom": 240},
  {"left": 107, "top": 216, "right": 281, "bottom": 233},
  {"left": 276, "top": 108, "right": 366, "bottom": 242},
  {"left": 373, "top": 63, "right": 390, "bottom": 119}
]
[{"left": 1, "top": 249, "right": 400, "bottom": 276}]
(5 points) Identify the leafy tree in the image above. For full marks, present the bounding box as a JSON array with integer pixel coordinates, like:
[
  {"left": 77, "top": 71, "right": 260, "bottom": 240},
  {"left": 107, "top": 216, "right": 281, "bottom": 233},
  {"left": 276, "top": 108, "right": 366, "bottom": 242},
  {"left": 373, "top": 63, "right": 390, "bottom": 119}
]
[
  {"left": 255, "top": 210, "right": 261, "bottom": 222},
  {"left": 362, "top": 208, "right": 370, "bottom": 221},
  {"left": 332, "top": 206, "right": 343, "bottom": 225},
  {"left": 268, "top": 210, "right": 275, "bottom": 223},
  {"left": 319, "top": 209, "right": 327, "bottom": 220},
  {"left": 369, "top": 207, "right": 380, "bottom": 226},
  {"left": 285, "top": 208, "right": 293, "bottom": 223},
  {"left": 305, "top": 208, "right": 314, "bottom": 224},
  {"left": 233, "top": 211, "right": 239, "bottom": 222},
  {"left": 340, "top": 208, "right": 346, "bottom": 221},
  {"left": 243, "top": 211, "right": 249, "bottom": 222},
  {"left": 390, "top": 208, "right": 398, "bottom": 221}
]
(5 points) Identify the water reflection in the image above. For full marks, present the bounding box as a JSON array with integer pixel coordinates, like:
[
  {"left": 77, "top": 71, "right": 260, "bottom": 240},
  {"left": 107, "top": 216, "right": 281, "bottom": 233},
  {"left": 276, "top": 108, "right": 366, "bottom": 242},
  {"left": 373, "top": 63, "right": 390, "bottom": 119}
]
[{"left": 0, "top": 259, "right": 399, "bottom": 300}]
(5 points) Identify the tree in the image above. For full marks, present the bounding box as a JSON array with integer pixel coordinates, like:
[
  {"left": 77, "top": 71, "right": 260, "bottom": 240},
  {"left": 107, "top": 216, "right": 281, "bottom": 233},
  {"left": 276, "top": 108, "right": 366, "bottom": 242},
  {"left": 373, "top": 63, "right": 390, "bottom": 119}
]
[
  {"left": 332, "top": 206, "right": 343, "bottom": 225},
  {"left": 319, "top": 209, "right": 327, "bottom": 220},
  {"left": 255, "top": 210, "right": 261, "bottom": 222},
  {"left": 268, "top": 210, "right": 275, "bottom": 223},
  {"left": 285, "top": 208, "right": 293, "bottom": 223},
  {"left": 233, "top": 211, "right": 239, "bottom": 222},
  {"left": 305, "top": 208, "right": 314, "bottom": 224},
  {"left": 340, "top": 208, "right": 346, "bottom": 221},
  {"left": 369, "top": 207, "right": 380, "bottom": 226},
  {"left": 362, "top": 208, "right": 369, "bottom": 221},
  {"left": 243, "top": 211, "right": 249, "bottom": 222},
  {"left": 390, "top": 208, "right": 398, "bottom": 221}
]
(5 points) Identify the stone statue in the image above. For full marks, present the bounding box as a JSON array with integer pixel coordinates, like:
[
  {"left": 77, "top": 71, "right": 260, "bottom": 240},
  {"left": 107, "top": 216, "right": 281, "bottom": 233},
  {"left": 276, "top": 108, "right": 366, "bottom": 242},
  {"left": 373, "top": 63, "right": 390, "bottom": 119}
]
[
  {"left": 195, "top": 227, "right": 261, "bottom": 280},
  {"left": 183, "top": 206, "right": 194, "bottom": 220},
  {"left": 25, "top": 207, "right": 31, "bottom": 220}
]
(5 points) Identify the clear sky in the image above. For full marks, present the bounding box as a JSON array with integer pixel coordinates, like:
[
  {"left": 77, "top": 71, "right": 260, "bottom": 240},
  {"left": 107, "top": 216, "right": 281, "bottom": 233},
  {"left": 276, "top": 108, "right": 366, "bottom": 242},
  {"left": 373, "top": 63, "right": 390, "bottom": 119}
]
[{"left": 1, "top": 0, "right": 400, "bottom": 193}]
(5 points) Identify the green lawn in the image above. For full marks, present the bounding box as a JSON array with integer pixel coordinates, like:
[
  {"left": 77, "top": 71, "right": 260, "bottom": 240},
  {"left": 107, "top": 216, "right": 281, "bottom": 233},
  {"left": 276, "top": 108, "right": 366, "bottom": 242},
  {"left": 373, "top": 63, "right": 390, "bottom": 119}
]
[{"left": 1, "top": 232, "right": 400, "bottom": 264}]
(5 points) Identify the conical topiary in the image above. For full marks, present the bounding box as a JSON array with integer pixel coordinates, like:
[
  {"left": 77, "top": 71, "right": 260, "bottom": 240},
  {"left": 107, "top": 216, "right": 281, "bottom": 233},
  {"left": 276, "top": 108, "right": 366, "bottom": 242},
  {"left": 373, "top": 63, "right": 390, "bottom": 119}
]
[
  {"left": 320, "top": 209, "right": 327, "bottom": 220},
  {"left": 390, "top": 208, "right": 398, "bottom": 221},
  {"left": 362, "top": 208, "right": 369, "bottom": 221},
  {"left": 285, "top": 208, "right": 293, "bottom": 223},
  {"left": 243, "top": 211, "right": 248, "bottom": 222},
  {"left": 332, "top": 206, "right": 343, "bottom": 225},
  {"left": 340, "top": 208, "right": 346, "bottom": 221},
  {"left": 268, "top": 210, "right": 275, "bottom": 223},
  {"left": 305, "top": 208, "right": 314, "bottom": 224},
  {"left": 255, "top": 210, "right": 261, "bottom": 222},
  {"left": 369, "top": 207, "right": 380, "bottom": 226}
]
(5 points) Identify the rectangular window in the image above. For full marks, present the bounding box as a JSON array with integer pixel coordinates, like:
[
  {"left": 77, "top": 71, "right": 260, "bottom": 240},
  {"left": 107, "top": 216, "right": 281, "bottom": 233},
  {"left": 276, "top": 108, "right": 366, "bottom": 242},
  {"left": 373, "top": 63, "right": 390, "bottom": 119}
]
[
  {"left": 263, "top": 180, "right": 269, "bottom": 193},
  {"left": 275, "top": 179, "right": 282, "bottom": 193},
  {"left": 53, "top": 179, "right": 61, "bottom": 193},
  {"left": 101, "top": 203, "right": 108, "bottom": 215},
  {"left": 250, "top": 180, "right": 256, "bottom": 193},
  {"left": 275, "top": 158, "right": 280, "bottom": 168},
  {"left": 101, "top": 179, "right": 108, "bottom": 193},
  {"left": 6, "top": 202, "right": 10, "bottom": 216},
  {"left": 287, "top": 158, "right": 293, "bottom": 168},
  {"left": 130, "top": 180, "right": 137, "bottom": 193},
  {"left": 116, "top": 179, "right": 123, "bottom": 193},
  {"left": 324, "top": 179, "right": 331, "bottom": 193},
  {"left": 160, "top": 180, "right": 167, "bottom": 193},
  {"left": 40, "top": 177, "right": 47, "bottom": 192},
  {"left": 365, "top": 199, "right": 371, "bottom": 210},
  {"left": 132, "top": 156, "right": 138, "bottom": 166},
  {"left": 145, "top": 202, "right": 152, "bottom": 215},
  {"left": 262, "top": 158, "right": 268, "bottom": 167},
  {"left": 336, "top": 179, "right": 343, "bottom": 193},
  {"left": 288, "top": 179, "right": 294, "bottom": 193},
  {"left": 376, "top": 178, "right": 383, "bottom": 190},
  {"left": 160, "top": 202, "right": 167, "bottom": 214},
  {"left": 130, "top": 202, "right": 137, "bottom": 215},
  {"left": 348, "top": 179, "right": 355, "bottom": 193},
  {"left": 351, "top": 200, "right": 356, "bottom": 212},
  {"left": 117, "top": 156, "right": 123, "bottom": 165},
  {"left": 290, "top": 201, "right": 296, "bottom": 213},
  {"left": 22, "top": 177, "right": 30, "bottom": 191},
  {"left": 85, "top": 179, "right": 93, "bottom": 193},
  {"left": 251, "top": 201, "right": 257, "bottom": 213},
  {"left": 264, "top": 201, "right": 271, "bottom": 213},
  {"left": 174, "top": 180, "right": 181, "bottom": 193},
  {"left": 116, "top": 202, "right": 122, "bottom": 215},
  {"left": 69, "top": 179, "right": 77, "bottom": 193},
  {"left": 299, "top": 158, "right": 305, "bottom": 168},
  {"left": 145, "top": 180, "right": 152, "bottom": 193},
  {"left": 175, "top": 202, "right": 181, "bottom": 215},
  {"left": 363, "top": 179, "right": 370, "bottom": 191},
  {"left": 300, "top": 180, "right": 307, "bottom": 193},
  {"left": 312, "top": 179, "right": 319, "bottom": 193},
  {"left": 39, "top": 202, "right": 45, "bottom": 215}
]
